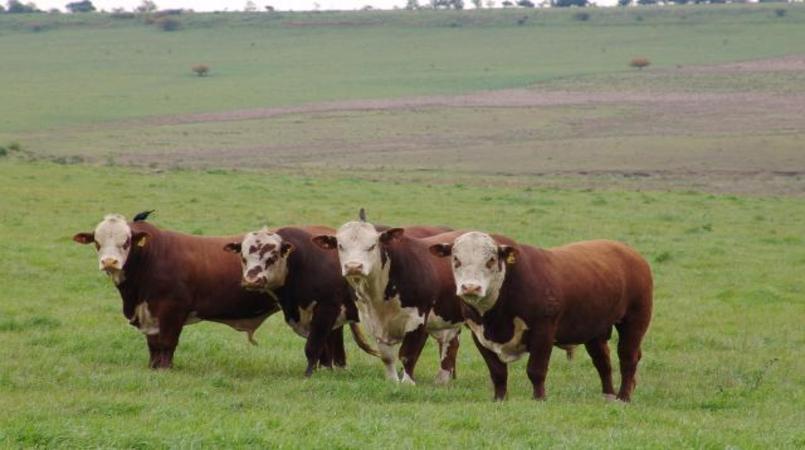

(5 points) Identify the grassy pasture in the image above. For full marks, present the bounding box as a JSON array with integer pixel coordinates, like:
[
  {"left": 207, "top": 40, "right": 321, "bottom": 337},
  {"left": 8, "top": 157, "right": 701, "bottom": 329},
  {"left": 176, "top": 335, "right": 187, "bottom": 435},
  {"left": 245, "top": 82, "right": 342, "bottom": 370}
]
[
  {"left": 0, "top": 161, "right": 803, "bottom": 448},
  {"left": 2, "top": 5, "right": 805, "bottom": 134}
]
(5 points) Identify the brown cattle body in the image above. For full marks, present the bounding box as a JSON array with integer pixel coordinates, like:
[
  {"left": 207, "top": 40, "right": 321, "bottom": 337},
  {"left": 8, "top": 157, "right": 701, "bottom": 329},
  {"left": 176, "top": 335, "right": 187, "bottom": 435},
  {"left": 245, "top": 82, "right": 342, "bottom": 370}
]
[
  {"left": 74, "top": 219, "right": 284, "bottom": 369},
  {"left": 228, "top": 226, "right": 379, "bottom": 376},
  {"left": 435, "top": 235, "right": 653, "bottom": 401}
]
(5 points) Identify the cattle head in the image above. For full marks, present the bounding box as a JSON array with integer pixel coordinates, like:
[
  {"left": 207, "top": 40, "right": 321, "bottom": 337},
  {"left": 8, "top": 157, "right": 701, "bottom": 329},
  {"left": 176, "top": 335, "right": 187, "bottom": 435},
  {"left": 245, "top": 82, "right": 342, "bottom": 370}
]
[
  {"left": 312, "top": 221, "right": 403, "bottom": 280},
  {"left": 224, "top": 227, "right": 294, "bottom": 291},
  {"left": 73, "top": 214, "right": 150, "bottom": 279},
  {"left": 429, "top": 232, "right": 517, "bottom": 309}
]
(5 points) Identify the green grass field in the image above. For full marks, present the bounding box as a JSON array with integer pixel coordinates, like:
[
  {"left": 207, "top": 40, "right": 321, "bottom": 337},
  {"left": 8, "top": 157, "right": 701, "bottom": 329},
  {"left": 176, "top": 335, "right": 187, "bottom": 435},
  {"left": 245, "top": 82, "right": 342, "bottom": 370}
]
[
  {"left": 2, "top": 5, "right": 805, "bottom": 134},
  {"left": 0, "top": 161, "right": 803, "bottom": 447},
  {"left": 1, "top": 4, "right": 804, "bottom": 448}
]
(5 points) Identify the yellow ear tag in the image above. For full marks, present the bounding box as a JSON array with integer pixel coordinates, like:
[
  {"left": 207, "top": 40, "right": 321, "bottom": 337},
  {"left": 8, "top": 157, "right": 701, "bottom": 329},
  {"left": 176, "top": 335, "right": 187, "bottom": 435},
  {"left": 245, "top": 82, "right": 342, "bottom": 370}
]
[
  {"left": 137, "top": 236, "right": 148, "bottom": 247},
  {"left": 506, "top": 253, "right": 517, "bottom": 265}
]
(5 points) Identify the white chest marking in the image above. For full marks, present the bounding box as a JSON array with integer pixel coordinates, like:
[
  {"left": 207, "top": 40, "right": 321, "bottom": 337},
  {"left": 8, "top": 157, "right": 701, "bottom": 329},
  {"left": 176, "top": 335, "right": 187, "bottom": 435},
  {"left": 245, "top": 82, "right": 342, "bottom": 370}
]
[
  {"left": 354, "top": 293, "right": 424, "bottom": 346},
  {"left": 287, "top": 301, "right": 317, "bottom": 338},
  {"left": 466, "top": 317, "right": 529, "bottom": 363},
  {"left": 133, "top": 302, "right": 159, "bottom": 336}
]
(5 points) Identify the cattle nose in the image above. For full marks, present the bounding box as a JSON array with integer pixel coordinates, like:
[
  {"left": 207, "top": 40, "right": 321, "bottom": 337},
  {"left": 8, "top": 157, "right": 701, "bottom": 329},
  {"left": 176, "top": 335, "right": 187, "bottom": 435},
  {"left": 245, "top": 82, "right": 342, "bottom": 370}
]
[
  {"left": 242, "top": 276, "right": 266, "bottom": 289},
  {"left": 101, "top": 257, "right": 119, "bottom": 270},
  {"left": 460, "top": 283, "right": 482, "bottom": 296},
  {"left": 344, "top": 262, "right": 364, "bottom": 276}
]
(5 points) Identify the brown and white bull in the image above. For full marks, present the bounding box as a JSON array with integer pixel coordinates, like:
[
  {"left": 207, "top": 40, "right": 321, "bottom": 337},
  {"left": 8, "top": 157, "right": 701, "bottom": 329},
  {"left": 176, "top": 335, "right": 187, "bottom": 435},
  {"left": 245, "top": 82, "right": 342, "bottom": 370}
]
[
  {"left": 312, "top": 217, "right": 464, "bottom": 385},
  {"left": 224, "top": 226, "right": 380, "bottom": 376},
  {"left": 430, "top": 232, "right": 653, "bottom": 402},
  {"left": 73, "top": 212, "right": 283, "bottom": 369}
]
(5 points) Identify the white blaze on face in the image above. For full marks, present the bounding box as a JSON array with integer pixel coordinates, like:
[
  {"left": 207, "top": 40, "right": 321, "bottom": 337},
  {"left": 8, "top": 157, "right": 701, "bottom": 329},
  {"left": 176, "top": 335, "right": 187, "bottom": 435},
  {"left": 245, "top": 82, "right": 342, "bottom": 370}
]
[
  {"left": 334, "top": 221, "right": 383, "bottom": 278},
  {"left": 237, "top": 228, "right": 291, "bottom": 290},
  {"left": 93, "top": 214, "right": 133, "bottom": 273},
  {"left": 451, "top": 232, "right": 508, "bottom": 313}
]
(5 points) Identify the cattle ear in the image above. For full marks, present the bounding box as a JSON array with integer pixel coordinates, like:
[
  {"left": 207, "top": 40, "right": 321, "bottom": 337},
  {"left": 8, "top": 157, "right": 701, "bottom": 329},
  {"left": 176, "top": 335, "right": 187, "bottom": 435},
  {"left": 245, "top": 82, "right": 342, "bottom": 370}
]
[
  {"left": 133, "top": 231, "right": 151, "bottom": 248},
  {"left": 73, "top": 232, "right": 95, "bottom": 245},
  {"left": 223, "top": 242, "right": 242, "bottom": 254},
  {"left": 280, "top": 241, "right": 294, "bottom": 257},
  {"left": 429, "top": 243, "right": 453, "bottom": 258},
  {"left": 499, "top": 245, "right": 518, "bottom": 265},
  {"left": 312, "top": 235, "right": 337, "bottom": 250},
  {"left": 379, "top": 228, "right": 404, "bottom": 244}
]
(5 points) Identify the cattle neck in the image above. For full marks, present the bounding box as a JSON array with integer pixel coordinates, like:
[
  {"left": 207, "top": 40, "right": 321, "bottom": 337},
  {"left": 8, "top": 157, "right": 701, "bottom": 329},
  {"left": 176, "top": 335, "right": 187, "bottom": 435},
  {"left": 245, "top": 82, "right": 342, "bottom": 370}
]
[
  {"left": 113, "top": 222, "right": 163, "bottom": 319},
  {"left": 348, "top": 249, "right": 392, "bottom": 305}
]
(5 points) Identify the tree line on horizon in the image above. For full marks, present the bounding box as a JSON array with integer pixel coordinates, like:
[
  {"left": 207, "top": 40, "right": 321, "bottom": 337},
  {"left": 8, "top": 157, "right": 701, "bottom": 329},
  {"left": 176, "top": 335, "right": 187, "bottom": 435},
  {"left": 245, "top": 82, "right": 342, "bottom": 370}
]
[{"left": 0, "top": 0, "right": 798, "bottom": 15}]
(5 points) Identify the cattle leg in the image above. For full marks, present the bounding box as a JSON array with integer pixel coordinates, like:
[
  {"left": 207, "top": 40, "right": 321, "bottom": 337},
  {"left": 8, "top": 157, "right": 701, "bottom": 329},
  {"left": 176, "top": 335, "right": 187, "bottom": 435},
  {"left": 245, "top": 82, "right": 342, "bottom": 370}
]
[
  {"left": 615, "top": 319, "right": 648, "bottom": 402},
  {"left": 304, "top": 311, "right": 338, "bottom": 377},
  {"left": 399, "top": 325, "right": 429, "bottom": 385},
  {"left": 526, "top": 327, "right": 555, "bottom": 401},
  {"left": 471, "top": 332, "right": 508, "bottom": 401},
  {"left": 145, "top": 312, "right": 185, "bottom": 369},
  {"left": 377, "top": 342, "right": 400, "bottom": 382},
  {"left": 432, "top": 329, "right": 461, "bottom": 385},
  {"left": 584, "top": 338, "right": 615, "bottom": 399},
  {"left": 328, "top": 326, "right": 347, "bottom": 368}
]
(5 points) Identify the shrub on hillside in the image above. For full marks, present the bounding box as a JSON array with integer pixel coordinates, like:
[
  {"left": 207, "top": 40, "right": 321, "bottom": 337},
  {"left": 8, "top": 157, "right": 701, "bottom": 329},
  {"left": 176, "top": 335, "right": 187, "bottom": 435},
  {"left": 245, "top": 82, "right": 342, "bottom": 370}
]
[
  {"left": 191, "top": 64, "right": 209, "bottom": 77},
  {"left": 573, "top": 11, "right": 590, "bottom": 21},
  {"left": 630, "top": 57, "right": 651, "bottom": 70},
  {"left": 155, "top": 16, "right": 180, "bottom": 31}
]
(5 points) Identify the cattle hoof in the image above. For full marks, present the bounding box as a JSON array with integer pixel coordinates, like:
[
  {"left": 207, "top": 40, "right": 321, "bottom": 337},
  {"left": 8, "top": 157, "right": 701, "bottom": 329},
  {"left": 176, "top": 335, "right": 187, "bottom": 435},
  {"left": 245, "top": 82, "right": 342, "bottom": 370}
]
[
  {"left": 400, "top": 372, "right": 416, "bottom": 385},
  {"left": 434, "top": 369, "right": 452, "bottom": 386},
  {"left": 602, "top": 394, "right": 617, "bottom": 402}
]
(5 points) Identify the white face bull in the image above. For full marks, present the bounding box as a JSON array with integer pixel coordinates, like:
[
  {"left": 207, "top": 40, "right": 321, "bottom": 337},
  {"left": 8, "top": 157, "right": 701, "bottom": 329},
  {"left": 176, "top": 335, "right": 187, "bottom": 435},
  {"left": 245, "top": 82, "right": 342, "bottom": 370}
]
[
  {"left": 430, "top": 232, "right": 518, "bottom": 313},
  {"left": 224, "top": 228, "right": 294, "bottom": 290},
  {"left": 312, "top": 222, "right": 403, "bottom": 280},
  {"left": 73, "top": 214, "right": 150, "bottom": 282}
]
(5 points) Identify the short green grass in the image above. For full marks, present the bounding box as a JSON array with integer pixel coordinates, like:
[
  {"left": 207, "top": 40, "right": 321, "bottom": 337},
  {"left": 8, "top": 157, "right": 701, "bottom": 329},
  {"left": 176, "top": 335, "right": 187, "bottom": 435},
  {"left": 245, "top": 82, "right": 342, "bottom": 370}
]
[
  {"left": 2, "top": 5, "right": 805, "bottom": 134},
  {"left": 1, "top": 160, "right": 802, "bottom": 448}
]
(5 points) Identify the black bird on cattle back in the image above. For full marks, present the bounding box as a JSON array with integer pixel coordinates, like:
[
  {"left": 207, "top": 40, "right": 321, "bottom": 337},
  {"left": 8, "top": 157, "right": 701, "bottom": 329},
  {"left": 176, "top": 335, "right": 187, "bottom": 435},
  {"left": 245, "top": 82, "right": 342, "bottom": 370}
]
[
  {"left": 358, "top": 208, "right": 367, "bottom": 223},
  {"left": 132, "top": 210, "right": 155, "bottom": 222}
]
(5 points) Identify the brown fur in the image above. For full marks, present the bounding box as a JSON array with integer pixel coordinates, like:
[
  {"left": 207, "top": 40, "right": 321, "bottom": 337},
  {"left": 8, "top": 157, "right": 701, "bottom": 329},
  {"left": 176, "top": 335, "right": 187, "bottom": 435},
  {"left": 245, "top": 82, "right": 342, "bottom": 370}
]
[
  {"left": 379, "top": 228, "right": 466, "bottom": 381},
  {"left": 74, "top": 221, "right": 349, "bottom": 370},
  {"left": 259, "top": 226, "right": 380, "bottom": 376},
  {"left": 459, "top": 237, "right": 652, "bottom": 402}
]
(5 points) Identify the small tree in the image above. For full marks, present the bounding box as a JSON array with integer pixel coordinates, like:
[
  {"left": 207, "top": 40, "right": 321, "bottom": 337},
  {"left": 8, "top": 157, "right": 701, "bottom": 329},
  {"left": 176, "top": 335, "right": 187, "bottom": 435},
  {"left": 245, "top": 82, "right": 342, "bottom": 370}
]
[
  {"left": 517, "top": 0, "right": 534, "bottom": 6},
  {"left": 66, "top": 0, "right": 95, "bottom": 12},
  {"left": 135, "top": 0, "right": 156, "bottom": 13},
  {"left": 629, "top": 57, "right": 650, "bottom": 70},
  {"left": 7, "top": 0, "right": 39, "bottom": 13},
  {"left": 617, "top": 0, "right": 630, "bottom": 5},
  {"left": 405, "top": 0, "right": 419, "bottom": 9},
  {"left": 156, "top": 16, "right": 179, "bottom": 30},
  {"left": 192, "top": 64, "right": 209, "bottom": 77},
  {"left": 554, "top": 0, "right": 588, "bottom": 6},
  {"left": 501, "top": 0, "right": 513, "bottom": 5},
  {"left": 264, "top": 5, "right": 274, "bottom": 10},
  {"left": 243, "top": 0, "right": 256, "bottom": 11},
  {"left": 472, "top": 0, "right": 482, "bottom": 8}
]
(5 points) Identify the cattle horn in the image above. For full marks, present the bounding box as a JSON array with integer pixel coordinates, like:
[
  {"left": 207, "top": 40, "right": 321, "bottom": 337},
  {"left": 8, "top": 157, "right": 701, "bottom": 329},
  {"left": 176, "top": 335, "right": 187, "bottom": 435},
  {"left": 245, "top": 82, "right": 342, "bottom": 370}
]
[
  {"left": 132, "top": 210, "right": 155, "bottom": 222},
  {"left": 358, "top": 208, "right": 367, "bottom": 223}
]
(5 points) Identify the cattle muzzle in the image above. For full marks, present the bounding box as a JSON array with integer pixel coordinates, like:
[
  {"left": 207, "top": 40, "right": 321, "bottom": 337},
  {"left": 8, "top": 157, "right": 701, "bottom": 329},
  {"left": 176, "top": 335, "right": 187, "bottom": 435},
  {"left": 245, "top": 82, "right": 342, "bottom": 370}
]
[
  {"left": 241, "top": 276, "right": 267, "bottom": 290},
  {"left": 100, "top": 257, "right": 121, "bottom": 272},
  {"left": 343, "top": 262, "right": 365, "bottom": 278},
  {"left": 459, "top": 283, "right": 484, "bottom": 298}
]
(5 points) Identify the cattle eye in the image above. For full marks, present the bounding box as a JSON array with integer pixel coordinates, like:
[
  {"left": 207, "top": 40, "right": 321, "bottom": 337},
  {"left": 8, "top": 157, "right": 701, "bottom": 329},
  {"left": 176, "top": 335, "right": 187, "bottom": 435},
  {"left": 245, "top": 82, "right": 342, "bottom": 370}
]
[
  {"left": 367, "top": 244, "right": 376, "bottom": 251},
  {"left": 453, "top": 258, "right": 461, "bottom": 269},
  {"left": 486, "top": 257, "right": 496, "bottom": 269},
  {"left": 338, "top": 244, "right": 344, "bottom": 251}
]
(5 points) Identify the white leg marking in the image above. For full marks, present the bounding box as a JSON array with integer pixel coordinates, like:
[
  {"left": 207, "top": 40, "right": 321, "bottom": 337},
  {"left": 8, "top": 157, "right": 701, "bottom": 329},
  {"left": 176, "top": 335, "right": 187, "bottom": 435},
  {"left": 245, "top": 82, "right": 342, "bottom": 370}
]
[
  {"left": 434, "top": 369, "right": 452, "bottom": 386},
  {"left": 377, "top": 342, "right": 399, "bottom": 382},
  {"left": 400, "top": 370, "right": 416, "bottom": 386}
]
